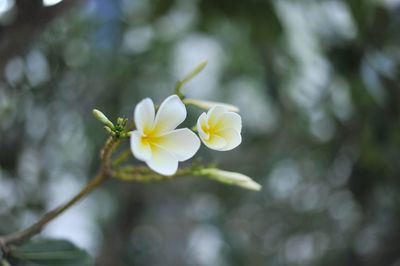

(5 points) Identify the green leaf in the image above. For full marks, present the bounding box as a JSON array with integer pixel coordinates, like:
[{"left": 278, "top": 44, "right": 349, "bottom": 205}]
[{"left": 8, "top": 239, "right": 93, "bottom": 266}]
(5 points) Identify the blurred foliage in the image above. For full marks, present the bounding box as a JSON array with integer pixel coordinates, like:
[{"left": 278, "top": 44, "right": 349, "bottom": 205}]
[
  {"left": 0, "top": 0, "right": 400, "bottom": 265},
  {"left": 8, "top": 238, "right": 92, "bottom": 266}
]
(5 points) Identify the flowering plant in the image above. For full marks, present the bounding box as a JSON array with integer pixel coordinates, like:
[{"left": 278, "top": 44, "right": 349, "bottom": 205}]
[
  {"left": 0, "top": 62, "right": 260, "bottom": 265},
  {"left": 92, "top": 61, "right": 260, "bottom": 191}
]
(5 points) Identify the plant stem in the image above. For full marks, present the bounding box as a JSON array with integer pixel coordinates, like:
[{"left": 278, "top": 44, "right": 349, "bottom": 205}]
[
  {"left": 0, "top": 172, "right": 107, "bottom": 246},
  {"left": 174, "top": 61, "right": 208, "bottom": 97},
  {"left": 111, "top": 148, "right": 131, "bottom": 167},
  {"left": 113, "top": 165, "right": 194, "bottom": 182},
  {"left": 0, "top": 137, "right": 119, "bottom": 251}
]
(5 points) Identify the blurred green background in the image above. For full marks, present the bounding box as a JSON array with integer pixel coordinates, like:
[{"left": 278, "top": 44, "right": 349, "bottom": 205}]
[{"left": 1, "top": 0, "right": 400, "bottom": 265}]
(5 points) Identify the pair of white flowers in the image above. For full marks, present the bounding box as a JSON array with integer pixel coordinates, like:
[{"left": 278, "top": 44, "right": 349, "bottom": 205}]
[{"left": 130, "top": 95, "right": 242, "bottom": 176}]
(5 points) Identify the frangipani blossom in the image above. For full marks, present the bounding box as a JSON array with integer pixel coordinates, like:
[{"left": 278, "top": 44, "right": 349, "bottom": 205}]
[
  {"left": 130, "top": 95, "right": 200, "bottom": 176},
  {"left": 197, "top": 106, "right": 242, "bottom": 151}
]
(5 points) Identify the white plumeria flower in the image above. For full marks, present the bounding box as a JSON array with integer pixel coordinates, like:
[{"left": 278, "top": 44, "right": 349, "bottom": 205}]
[
  {"left": 130, "top": 95, "right": 200, "bottom": 176},
  {"left": 197, "top": 106, "right": 242, "bottom": 151}
]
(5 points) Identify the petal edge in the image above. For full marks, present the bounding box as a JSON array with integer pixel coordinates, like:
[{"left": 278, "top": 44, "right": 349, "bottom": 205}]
[{"left": 154, "top": 95, "right": 187, "bottom": 134}]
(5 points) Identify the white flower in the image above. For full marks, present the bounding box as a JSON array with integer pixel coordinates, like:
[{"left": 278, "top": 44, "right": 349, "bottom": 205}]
[
  {"left": 183, "top": 98, "right": 240, "bottom": 112},
  {"left": 197, "top": 106, "right": 242, "bottom": 151},
  {"left": 200, "top": 168, "right": 261, "bottom": 191},
  {"left": 130, "top": 95, "right": 200, "bottom": 176}
]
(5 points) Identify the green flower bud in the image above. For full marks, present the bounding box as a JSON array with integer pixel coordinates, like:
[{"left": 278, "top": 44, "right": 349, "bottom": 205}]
[
  {"left": 93, "top": 109, "right": 114, "bottom": 128},
  {"left": 104, "top": 126, "right": 113, "bottom": 134},
  {"left": 200, "top": 168, "right": 261, "bottom": 191},
  {"left": 116, "top": 117, "right": 125, "bottom": 126}
]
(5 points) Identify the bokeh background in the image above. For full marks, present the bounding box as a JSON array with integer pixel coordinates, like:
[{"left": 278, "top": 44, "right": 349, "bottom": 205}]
[{"left": 1, "top": 0, "right": 400, "bottom": 265}]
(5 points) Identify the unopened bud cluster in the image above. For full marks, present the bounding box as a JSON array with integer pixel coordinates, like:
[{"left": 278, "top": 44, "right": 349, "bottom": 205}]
[{"left": 93, "top": 110, "right": 130, "bottom": 138}]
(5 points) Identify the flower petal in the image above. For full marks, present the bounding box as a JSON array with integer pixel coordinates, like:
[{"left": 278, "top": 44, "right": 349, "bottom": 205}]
[
  {"left": 146, "top": 145, "right": 178, "bottom": 176},
  {"left": 154, "top": 95, "right": 186, "bottom": 134},
  {"left": 155, "top": 128, "right": 200, "bottom": 161},
  {"left": 202, "top": 134, "right": 227, "bottom": 150},
  {"left": 207, "top": 106, "right": 228, "bottom": 127},
  {"left": 215, "top": 112, "right": 242, "bottom": 133},
  {"left": 130, "top": 130, "right": 152, "bottom": 161},
  {"left": 217, "top": 128, "right": 242, "bottom": 151},
  {"left": 134, "top": 98, "right": 155, "bottom": 134},
  {"left": 197, "top": 112, "right": 209, "bottom": 140}
]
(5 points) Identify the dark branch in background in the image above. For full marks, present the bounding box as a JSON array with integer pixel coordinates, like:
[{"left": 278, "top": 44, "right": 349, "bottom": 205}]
[
  {"left": 95, "top": 186, "right": 145, "bottom": 266},
  {"left": 0, "top": 0, "right": 82, "bottom": 78}
]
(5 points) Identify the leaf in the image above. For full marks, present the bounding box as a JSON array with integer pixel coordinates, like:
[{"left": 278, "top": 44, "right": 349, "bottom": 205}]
[{"left": 8, "top": 239, "right": 93, "bottom": 266}]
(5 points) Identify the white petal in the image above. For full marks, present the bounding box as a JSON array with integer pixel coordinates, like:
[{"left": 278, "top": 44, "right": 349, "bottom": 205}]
[
  {"left": 197, "top": 112, "right": 209, "bottom": 140},
  {"left": 202, "top": 134, "right": 227, "bottom": 150},
  {"left": 218, "top": 129, "right": 242, "bottom": 151},
  {"left": 156, "top": 129, "right": 200, "bottom": 161},
  {"left": 130, "top": 130, "right": 152, "bottom": 161},
  {"left": 154, "top": 95, "right": 186, "bottom": 134},
  {"left": 134, "top": 98, "right": 155, "bottom": 134},
  {"left": 215, "top": 112, "right": 242, "bottom": 133},
  {"left": 207, "top": 106, "right": 228, "bottom": 127},
  {"left": 146, "top": 145, "right": 178, "bottom": 176}
]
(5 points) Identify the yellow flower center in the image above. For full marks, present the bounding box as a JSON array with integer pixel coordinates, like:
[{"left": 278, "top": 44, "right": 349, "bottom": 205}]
[
  {"left": 141, "top": 129, "right": 157, "bottom": 145},
  {"left": 201, "top": 122, "right": 219, "bottom": 140}
]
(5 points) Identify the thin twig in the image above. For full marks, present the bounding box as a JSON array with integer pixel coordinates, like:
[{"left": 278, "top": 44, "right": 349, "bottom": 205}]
[
  {"left": 0, "top": 171, "right": 106, "bottom": 246},
  {"left": 0, "top": 136, "right": 119, "bottom": 252}
]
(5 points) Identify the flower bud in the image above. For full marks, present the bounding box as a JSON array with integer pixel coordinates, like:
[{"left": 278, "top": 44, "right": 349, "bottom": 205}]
[
  {"left": 104, "top": 126, "right": 113, "bottom": 134},
  {"left": 117, "top": 117, "right": 125, "bottom": 125},
  {"left": 183, "top": 98, "right": 240, "bottom": 112},
  {"left": 200, "top": 168, "right": 261, "bottom": 191},
  {"left": 93, "top": 109, "right": 114, "bottom": 128}
]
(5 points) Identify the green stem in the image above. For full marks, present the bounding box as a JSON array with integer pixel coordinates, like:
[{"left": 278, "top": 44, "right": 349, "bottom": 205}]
[
  {"left": 174, "top": 81, "right": 185, "bottom": 99},
  {"left": 174, "top": 61, "right": 208, "bottom": 97},
  {"left": 112, "top": 148, "right": 132, "bottom": 167},
  {"left": 113, "top": 165, "right": 194, "bottom": 182}
]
